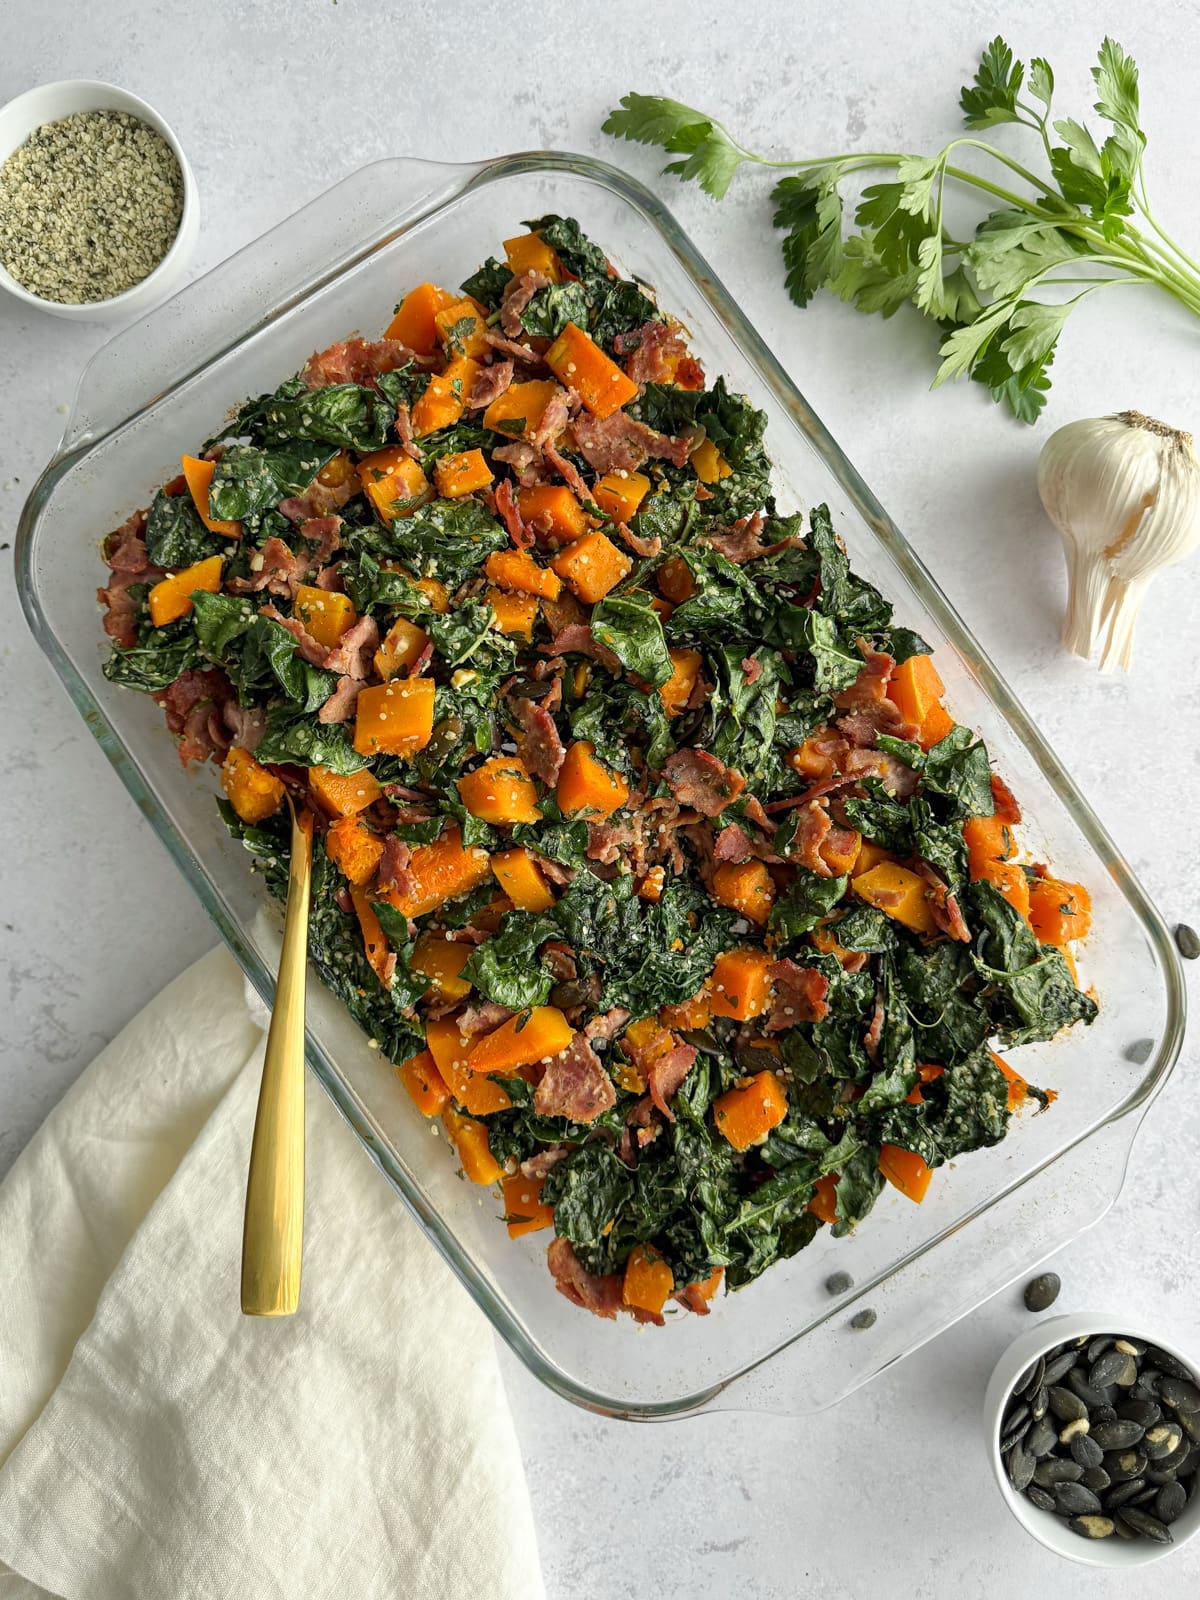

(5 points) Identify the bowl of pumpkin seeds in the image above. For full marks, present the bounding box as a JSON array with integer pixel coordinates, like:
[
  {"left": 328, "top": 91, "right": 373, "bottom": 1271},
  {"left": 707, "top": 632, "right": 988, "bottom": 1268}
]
[
  {"left": 986, "top": 1313, "right": 1200, "bottom": 1565},
  {"left": 0, "top": 79, "right": 198, "bottom": 319}
]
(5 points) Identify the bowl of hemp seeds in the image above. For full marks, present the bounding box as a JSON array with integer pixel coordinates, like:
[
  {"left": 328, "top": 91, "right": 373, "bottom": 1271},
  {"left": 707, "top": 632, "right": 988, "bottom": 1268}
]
[
  {"left": 0, "top": 79, "right": 197, "bottom": 319},
  {"left": 985, "top": 1310, "right": 1200, "bottom": 1568}
]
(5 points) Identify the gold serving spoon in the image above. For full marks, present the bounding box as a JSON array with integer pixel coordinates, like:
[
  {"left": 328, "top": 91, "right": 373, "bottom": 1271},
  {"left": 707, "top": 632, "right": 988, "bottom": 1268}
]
[{"left": 241, "top": 797, "right": 312, "bottom": 1316}]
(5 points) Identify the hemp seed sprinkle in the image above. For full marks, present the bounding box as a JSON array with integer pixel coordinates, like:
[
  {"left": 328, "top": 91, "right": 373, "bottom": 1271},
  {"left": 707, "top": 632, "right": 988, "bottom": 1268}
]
[{"left": 0, "top": 111, "right": 183, "bottom": 304}]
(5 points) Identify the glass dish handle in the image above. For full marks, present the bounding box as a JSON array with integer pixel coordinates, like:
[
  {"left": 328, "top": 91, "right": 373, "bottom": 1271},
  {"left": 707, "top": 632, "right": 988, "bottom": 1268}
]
[
  {"left": 57, "top": 156, "right": 488, "bottom": 456},
  {"left": 714, "top": 1111, "right": 1145, "bottom": 1417}
]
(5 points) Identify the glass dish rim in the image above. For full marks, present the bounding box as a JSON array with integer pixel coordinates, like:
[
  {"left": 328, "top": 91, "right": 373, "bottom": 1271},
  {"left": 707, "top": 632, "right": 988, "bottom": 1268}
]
[{"left": 16, "top": 149, "right": 1188, "bottom": 1420}]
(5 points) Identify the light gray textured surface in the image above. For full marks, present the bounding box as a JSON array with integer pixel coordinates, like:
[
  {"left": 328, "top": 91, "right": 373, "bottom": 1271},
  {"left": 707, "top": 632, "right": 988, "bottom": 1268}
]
[{"left": 1, "top": 1, "right": 1198, "bottom": 1593}]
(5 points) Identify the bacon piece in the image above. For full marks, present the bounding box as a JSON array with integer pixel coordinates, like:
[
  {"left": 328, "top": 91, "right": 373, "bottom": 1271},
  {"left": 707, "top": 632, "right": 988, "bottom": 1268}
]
[
  {"left": 781, "top": 800, "right": 835, "bottom": 875},
  {"left": 154, "top": 668, "right": 235, "bottom": 766},
  {"left": 278, "top": 477, "right": 355, "bottom": 523},
  {"left": 376, "top": 835, "right": 414, "bottom": 899},
  {"left": 520, "top": 1145, "right": 571, "bottom": 1181},
  {"left": 662, "top": 749, "right": 746, "bottom": 818},
  {"left": 547, "top": 1238, "right": 624, "bottom": 1320},
  {"left": 615, "top": 319, "right": 703, "bottom": 388},
  {"left": 483, "top": 327, "right": 546, "bottom": 368},
  {"left": 316, "top": 674, "right": 362, "bottom": 725},
  {"left": 702, "top": 511, "right": 800, "bottom": 565},
  {"left": 260, "top": 604, "right": 329, "bottom": 668},
  {"left": 541, "top": 943, "right": 577, "bottom": 984},
  {"left": 763, "top": 960, "right": 830, "bottom": 1033},
  {"left": 534, "top": 1034, "right": 616, "bottom": 1123},
  {"left": 614, "top": 520, "right": 660, "bottom": 559},
  {"left": 510, "top": 695, "right": 566, "bottom": 785},
  {"left": 530, "top": 385, "right": 575, "bottom": 451},
  {"left": 467, "top": 358, "right": 514, "bottom": 411},
  {"left": 841, "top": 746, "right": 920, "bottom": 798},
  {"left": 645, "top": 1038, "right": 697, "bottom": 1120},
  {"left": 713, "top": 824, "right": 753, "bottom": 865},
  {"left": 223, "top": 701, "right": 267, "bottom": 754},
  {"left": 742, "top": 655, "right": 763, "bottom": 685},
  {"left": 915, "top": 860, "right": 971, "bottom": 942},
  {"left": 492, "top": 440, "right": 545, "bottom": 489},
  {"left": 542, "top": 442, "right": 590, "bottom": 502},
  {"left": 544, "top": 624, "right": 622, "bottom": 674},
  {"left": 97, "top": 510, "right": 161, "bottom": 648},
  {"left": 864, "top": 995, "right": 886, "bottom": 1063},
  {"left": 588, "top": 814, "right": 647, "bottom": 874},
  {"left": 570, "top": 409, "right": 694, "bottom": 475},
  {"left": 455, "top": 1001, "right": 515, "bottom": 1041},
  {"left": 584, "top": 1007, "right": 631, "bottom": 1045},
  {"left": 489, "top": 476, "right": 531, "bottom": 551},
  {"left": 324, "top": 613, "right": 380, "bottom": 679},
  {"left": 833, "top": 644, "right": 921, "bottom": 747},
  {"left": 226, "top": 536, "right": 304, "bottom": 598},
  {"left": 301, "top": 336, "right": 428, "bottom": 389},
  {"left": 533, "top": 852, "right": 574, "bottom": 888},
  {"left": 675, "top": 1281, "right": 717, "bottom": 1316},
  {"left": 990, "top": 772, "right": 1021, "bottom": 824},
  {"left": 500, "top": 268, "right": 549, "bottom": 337},
  {"left": 394, "top": 401, "right": 419, "bottom": 460},
  {"left": 743, "top": 795, "right": 772, "bottom": 832}
]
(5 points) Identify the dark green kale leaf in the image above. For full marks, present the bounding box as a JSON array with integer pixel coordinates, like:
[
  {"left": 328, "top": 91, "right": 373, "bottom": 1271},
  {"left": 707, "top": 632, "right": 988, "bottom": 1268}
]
[
  {"left": 207, "top": 442, "right": 338, "bottom": 521},
  {"left": 933, "top": 1046, "right": 1010, "bottom": 1158},
  {"left": 833, "top": 904, "right": 898, "bottom": 953},
  {"left": 190, "top": 590, "right": 259, "bottom": 658},
  {"left": 428, "top": 600, "right": 520, "bottom": 670},
  {"left": 379, "top": 497, "right": 508, "bottom": 586},
  {"left": 375, "top": 366, "right": 431, "bottom": 410},
  {"left": 764, "top": 605, "right": 861, "bottom": 694},
  {"left": 968, "top": 880, "right": 1097, "bottom": 1043},
  {"left": 629, "top": 382, "right": 703, "bottom": 436},
  {"left": 462, "top": 912, "right": 559, "bottom": 1010},
  {"left": 233, "top": 377, "right": 395, "bottom": 452},
  {"left": 831, "top": 1144, "right": 885, "bottom": 1237},
  {"left": 143, "top": 490, "right": 223, "bottom": 568},
  {"left": 840, "top": 781, "right": 914, "bottom": 851},
  {"left": 921, "top": 725, "right": 995, "bottom": 818},
  {"left": 895, "top": 941, "right": 991, "bottom": 1066},
  {"left": 217, "top": 799, "right": 291, "bottom": 899},
  {"left": 460, "top": 256, "right": 513, "bottom": 306},
  {"left": 908, "top": 794, "right": 970, "bottom": 888},
  {"left": 511, "top": 810, "right": 590, "bottom": 868},
  {"left": 522, "top": 215, "right": 611, "bottom": 280},
  {"left": 590, "top": 281, "right": 659, "bottom": 348},
  {"left": 665, "top": 547, "right": 763, "bottom": 644},
  {"left": 544, "top": 1144, "right": 634, "bottom": 1248},
  {"left": 693, "top": 378, "right": 770, "bottom": 518},
  {"left": 234, "top": 616, "right": 336, "bottom": 712},
  {"left": 568, "top": 676, "right": 675, "bottom": 772},
  {"left": 885, "top": 626, "right": 933, "bottom": 663},
  {"left": 340, "top": 552, "right": 429, "bottom": 614},
  {"left": 769, "top": 868, "right": 849, "bottom": 942},
  {"left": 857, "top": 955, "right": 917, "bottom": 1111},
  {"left": 254, "top": 708, "right": 366, "bottom": 775},
  {"left": 416, "top": 422, "right": 493, "bottom": 470},
  {"left": 519, "top": 280, "right": 592, "bottom": 338},
  {"left": 806, "top": 504, "right": 892, "bottom": 633},
  {"left": 590, "top": 595, "right": 673, "bottom": 688},
  {"left": 876, "top": 1102, "right": 941, "bottom": 1168},
  {"left": 708, "top": 646, "right": 781, "bottom": 788},
  {"left": 102, "top": 627, "right": 200, "bottom": 692}
]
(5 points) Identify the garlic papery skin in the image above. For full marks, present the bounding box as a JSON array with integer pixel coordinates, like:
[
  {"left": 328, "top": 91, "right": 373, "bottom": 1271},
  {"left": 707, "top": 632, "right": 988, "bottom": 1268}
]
[{"left": 1037, "top": 410, "right": 1200, "bottom": 672}]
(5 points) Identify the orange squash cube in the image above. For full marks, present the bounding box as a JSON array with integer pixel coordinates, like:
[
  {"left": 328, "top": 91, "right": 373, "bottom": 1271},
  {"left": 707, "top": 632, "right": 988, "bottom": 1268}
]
[
  {"left": 325, "top": 815, "right": 384, "bottom": 886},
  {"left": 411, "top": 356, "right": 482, "bottom": 436},
  {"left": 306, "top": 764, "right": 382, "bottom": 818},
  {"left": 552, "top": 531, "right": 632, "bottom": 604},
  {"left": 659, "top": 647, "right": 703, "bottom": 719},
  {"left": 426, "top": 1017, "right": 512, "bottom": 1116},
  {"left": 379, "top": 826, "right": 492, "bottom": 920},
  {"left": 349, "top": 883, "right": 393, "bottom": 984},
  {"left": 486, "top": 587, "right": 539, "bottom": 639},
  {"left": 397, "top": 1049, "right": 452, "bottom": 1117},
  {"left": 220, "top": 746, "right": 285, "bottom": 825},
  {"left": 503, "top": 1173, "right": 555, "bottom": 1237},
  {"left": 711, "top": 860, "right": 776, "bottom": 925},
  {"left": 503, "top": 232, "right": 563, "bottom": 281},
  {"left": 352, "top": 677, "right": 435, "bottom": 757},
  {"left": 490, "top": 848, "right": 556, "bottom": 913},
  {"left": 374, "top": 616, "right": 430, "bottom": 680},
  {"left": 434, "top": 447, "right": 493, "bottom": 499},
  {"left": 357, "top": 446, "right": 431, "bottom": 521},
  {"left": 484, "top": 548, "right": 562, "bottom": 600},
  {"left": 657, "top": 556, "right": 696, "bottom": 604},
  {"left": 517, "top": 484, "right": 591, "bottom": 544},
  {"left": 294, "top": 585, "right": 356, "bottom": 649},
  {"left": 807, "top": 1173, "right": 840, "bottom": 1224},
  {"left": 148, "top": 553, "right": 223, "bottom": 627},
  {"left": 385, "top": 282, "right": 456, "bottom": 354},
  {"left": 1029, "top": 877, "right": 1092, "bottom": 945},
  {"left": 457, "top": 755, "right": 542, "bottom": 824},
  {"left": 622, "top": 1244, "right": 675, "bottom": 1317},
  {"left": 181, "top": 454, "right": 241, "bottom": 537},
  {"left": 592, "top": 470, "right": 651, "bottom": 524},
  {"left": 709, "top": 948, "right": 774, "bottom": 1020},
  {"left": 852, "top": 861, "right": 938, "bottom": 937},
  {"left": 637, "top": 865, "right": 666, "bottom": 902},
  {"left": 434, "top": 297, "right": 490, "bottom": 360},
  {"left": 690, "top": 437, "right": 732, "bottom": 484},
  {"left": 442, "top": 1106, "right": 503, "bottom": 1184},
  {"left": 713, "top": 1070, "right": 789, "bottom": 1151},
  {"left": 466, "top": 1006, "right": 574, "bottom": 1076},
  {"left": 659, "top": 991, "right": 712, "bottom": 1032},
  {"left": 556, "top": 741, "right": 630, "bottom": 819},
  {"left": 879, "top": 1143, "right": 933, "bottom": 1204},
  {"left": 545, "top": 322, "right": 638, "bottom": 419},
  {"left": 483, "top": 378, "right": 562, "bottom": 440},
  {"left": 412, "top": 933, "right": 474, "bottom": 1001}
]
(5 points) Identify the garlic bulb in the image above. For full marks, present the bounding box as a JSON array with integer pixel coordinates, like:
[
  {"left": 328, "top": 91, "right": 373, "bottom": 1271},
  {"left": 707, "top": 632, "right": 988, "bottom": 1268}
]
[{"left": 1037, "top": 411, "right": 1200, "bottom": 672}]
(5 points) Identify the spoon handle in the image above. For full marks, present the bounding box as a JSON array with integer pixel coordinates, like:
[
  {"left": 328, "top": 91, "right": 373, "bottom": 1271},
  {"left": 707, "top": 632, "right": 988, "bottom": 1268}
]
[{"left": 240, "top": 801, "right": 312, "bottom": 1316}]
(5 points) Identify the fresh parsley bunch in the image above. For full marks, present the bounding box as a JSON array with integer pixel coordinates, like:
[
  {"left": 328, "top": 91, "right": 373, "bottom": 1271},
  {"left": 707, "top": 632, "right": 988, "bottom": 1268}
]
[{"left": 604, "top": 38, "right": 1200, "bottom": 421}]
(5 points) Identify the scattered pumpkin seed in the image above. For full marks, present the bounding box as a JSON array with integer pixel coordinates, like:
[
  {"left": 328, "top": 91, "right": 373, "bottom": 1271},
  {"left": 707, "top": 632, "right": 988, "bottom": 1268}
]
[
  {"left": 1105, "top": 1450, "right": 1148, "bottom": 1483},
  {"left": 1003, "top": 1401, "right": 1031, "bottom": 1435},
  {"left": 1091, "top": 1349, "right": 1138, "bottom": 1389},
  {"left": 1082, "top": 1465, "right": 1111, "bottom": 1492},
  {"left": 849, "top": 1308, "right": 876, "bottom": 1330},
  {"left": 1067, "top": 1368, "right": 1116, "bottom": 1410},
  {"left": 1174, "top": 922, "right": 1200, "bottom": 960},
  {"left": 1160, "top": 1376, "right": 1200, "bottom": 1412},
  {"left": 824, "top": 1271, "right": 854, "bottom": 1295},
  {"left": 1054, "top": 1481, "right": 1102, "bottom": 1516},
  {"left": 1091, "top": 1404, "right": 1118, "bottom": 1426},
  {"left": 1087, "top": 1336, "right": 1114, "bottom": 1363},
  {"left": 1033, "top": 1457, "right": 1084, "bottom": 1487},
  {"left": 1042, "top": 1350, "right": 1080, "bottom": 1386},
  {"left": 1092, "top": 1418, "right": 1145, "bottom": 1451},
  {"left": 1176, "top": 1408, "right": 1200, "bottom": 1443},
  {"left": 1070, "top": 1432, "right": 1104, "bottom": 1469},
  {"left": 1116, "top": 1505, "right": 1173, "bottom": 1544},
  {"left": 1156, "top": 1481, "right": 1187, "bottom": 1524},
  {"left": 1117, "top": 1398, "right": 1161, "bottom": 1428},
  {"left": 1026, "top": 1484, "right": 1056, "bottom": 1513},
  {"left": 1049, "top": 1385, "right": 1088, "bottom": 1423},
  {"left": 1147, "top": 1348, "right": 1195, "bottom": 1383},
  {"left": 1068, "top": 1514, "right": 1115, "bottom": 1539},
  {"left": 1143, "top": 1423, "right": 1184, "bottom": 1460},
  {"left": 1105, "top": 1478, "right": 1149, "bottom": 1509},
  {"left": 1022, "top": 1355, "right": 1047, "bottom": 1402},
  {"left": 1023, "top": 1272, "right": 1061, "bottom": 1312},
  {"left": 1114, "top": 1338, "right": 1145, "bottom": 1357},
  {"left": 1112, "top": 1516, "right": 1139, "bottom": 1540},
  {"left": 1027, "top": 1419, "right": 1058, "bottom": 1458},
  {"left": 1008, "top": 1443, "right": 1037, "bottom": 1493}
]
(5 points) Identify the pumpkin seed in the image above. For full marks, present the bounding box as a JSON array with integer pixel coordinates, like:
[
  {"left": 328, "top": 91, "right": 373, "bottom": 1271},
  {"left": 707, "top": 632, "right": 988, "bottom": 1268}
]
[
  {"left": 422, "top": 715, "right": 465, "bottom": 765},
  {"left": 1093, "top": 1405, "right": 1120, "bottom": 1427},
  {"left": 1091, "top": 1349, "right": 1138, "bottom": 1389},
  {"left": 1068, "top": 1514, "right": 1115, "bottom": 1540},
  {"left": 1146, "top": 1466, "right": 1181, "bottom": 1486},
  {"left": 1146, "top": 1347, "right": 1196, "bottom": 1383},
  {"left": 1159, "top": 1376, "right": 1200, "bottom": 1412},
  {"left": 1033, "top": 1458, "right": 1083, "bottom": 1487},
  {"left": 1082, "top": 1465, "right": 1111, "bottom": 1492},
  {"left": 1027, "top": 1419, "right": 1057, "bottom": 1458},
  {"left": 1114, "top": 1338, "right": 1145, "bottom": 1357},
  {"left": 1054, "top": 1481, "right": 1102, "bottom": 1516},
  {"left": 1174, "top": 922, "right": 1200, "bottom": 960},
  {"left": 1143, "top": 1423, "right": 1184, "bottom": 1460},
  {"left": 1104, "top": 1450, "right": 1148, "bottom": 1483},
  {"left": 1087, "top": 1336, "right": 1114, "bottom": 1363},
  {"left": 1059, "top": 1417, "right": 1091, "bottom": 1446},
  {"left": 1130, "top": 1484, "right": 1160, "bottom": 1506},
  {"left": 1023, "top": 1272, "right": 1061, "bottom": 1312},
  {"left": 1000, "top": 1419, "right": 1031, "bottom": 1452},
  {"left": 1003, "top": 1401, "right": 1031, "bottom": 1435},
  {"left": 1026, "top": 1485, "right": 1056, "bottom": 1513},
  {"left": 1091, "top": 1418, "right": 1145, "bottom": 1450},
  {"left": 1130, "top": 1372, "right": 1162, "bottom": 1401},
  {"left": 1066, "top": 1369, "right": 1115, "bottom": 1410},
  {"left": 1070, "top": 1432, "right": 1104, "bottom": 1469},
  {"left": 1155, "top": 1481, "right": 1186, "bottom": 1524},
  {"left": 1112, "top": 1516, "right": 1139, "bottom": 1539},
  {"left": 1176, "top": 1408, "right": 1200, "bottom": 1442},
  {"left": 1104, "top": 1478, "right": 1148, "bottom": 1509},
  {"left": 1022, "top": 1355, "right": 1047, "bottom": 1402},
  {"left": 1048, "top": 1385, "right": 1088, "bottom": 1422},
  {"left": 1041, "top": 1350, "right": 1080, "bottom": 1386},
  {"left": 849, "top": 1308, "right": 876, "bottom": 1330},
  {"left": 1008, "top": 1443, "right": 1037, "bottom": 1493},
  {"left": 1029, "top": 1386, "right": 1049, "bottom": 1421},
  {"left": 824, "top": 1271, "right": 853, "bottom": 1295},
  {"left": 1117, "top": 1398, "right": 1161, "bottom": 1428},
  {"left": 1116, "top": 1505, "right": 1173, "bottom": 1544}
]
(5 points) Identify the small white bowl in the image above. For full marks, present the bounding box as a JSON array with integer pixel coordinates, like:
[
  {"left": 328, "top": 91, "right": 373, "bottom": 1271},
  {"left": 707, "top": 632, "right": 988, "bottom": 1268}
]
[
  {"left": 985, "top": 1311, "right": 1200, "bottom": 1567},
  {"left": 0, "top": 79, "right": 198, "bottom": 320}
]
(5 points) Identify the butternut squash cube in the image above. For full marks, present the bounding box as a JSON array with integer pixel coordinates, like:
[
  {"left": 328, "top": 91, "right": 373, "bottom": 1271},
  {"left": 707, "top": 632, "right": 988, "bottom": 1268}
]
[{"left": 353, "top": 677, "right": 435, "bottom": 757}]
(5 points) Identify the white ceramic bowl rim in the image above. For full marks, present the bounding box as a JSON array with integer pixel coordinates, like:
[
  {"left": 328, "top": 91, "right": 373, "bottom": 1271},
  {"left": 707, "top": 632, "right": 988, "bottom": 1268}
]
[
  {"left": 0, "top": 78, "right": 196, "bottom": 312},
  {"left": 985, "top": 1311, "right": 1200, "bottom": 1569}
]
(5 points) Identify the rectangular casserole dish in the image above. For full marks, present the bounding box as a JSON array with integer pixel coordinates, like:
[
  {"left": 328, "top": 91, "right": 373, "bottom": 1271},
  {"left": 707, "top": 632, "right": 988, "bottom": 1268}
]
[{"left": 16, "top": 153, "right": 1186, "bottom": 1420}]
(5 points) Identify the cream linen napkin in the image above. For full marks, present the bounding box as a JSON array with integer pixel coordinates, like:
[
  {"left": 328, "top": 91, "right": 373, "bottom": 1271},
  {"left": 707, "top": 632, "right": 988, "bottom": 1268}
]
[{"left": 0, "top": 947, "right": 543, "bottom": 1600}]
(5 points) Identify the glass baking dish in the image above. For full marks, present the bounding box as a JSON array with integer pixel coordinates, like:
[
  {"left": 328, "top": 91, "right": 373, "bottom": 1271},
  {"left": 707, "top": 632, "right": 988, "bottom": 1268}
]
[{"left": 17, "top": 152, "right": 1186, "bottom": 1420}]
